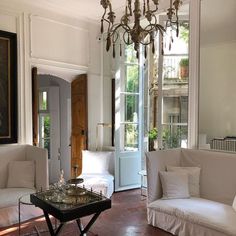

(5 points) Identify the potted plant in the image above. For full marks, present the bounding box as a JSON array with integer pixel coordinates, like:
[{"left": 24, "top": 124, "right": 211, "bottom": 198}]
[
  {"left": 148, "top": 127, "right": 158, "bottom": 151},
  {"left": 179, "top": 58, "right": 189, "bottom": 79}
]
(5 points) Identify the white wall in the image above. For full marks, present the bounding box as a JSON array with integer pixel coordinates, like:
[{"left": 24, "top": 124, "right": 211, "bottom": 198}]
[
  {"left": 199, "top": 41, "right": 236, "bottom": 142},
  {"left": 0, "top": 2, "right": 105, "bottom": 151}
]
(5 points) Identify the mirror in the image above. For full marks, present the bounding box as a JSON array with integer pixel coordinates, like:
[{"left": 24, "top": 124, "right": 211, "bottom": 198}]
[{"left": 199, "top": 0, "right": 236, "bottom": 151}]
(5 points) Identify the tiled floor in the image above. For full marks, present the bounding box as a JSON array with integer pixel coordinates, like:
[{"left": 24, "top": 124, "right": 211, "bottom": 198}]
[{"left": 0, "top": 189, "right": 171, "bottom": 236}]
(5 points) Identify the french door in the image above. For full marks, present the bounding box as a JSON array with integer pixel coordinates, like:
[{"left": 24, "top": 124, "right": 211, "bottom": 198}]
[{"left": 114, "top": 45, "right": 143, "bottom": 191}]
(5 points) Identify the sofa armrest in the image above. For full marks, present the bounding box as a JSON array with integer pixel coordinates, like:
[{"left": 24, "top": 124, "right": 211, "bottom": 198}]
[
  {"left": 146, "top": 149, "right": 182, "bottom": 204},
  {"left": 25, "top": 145, "right": 49, "bottom": 191}
]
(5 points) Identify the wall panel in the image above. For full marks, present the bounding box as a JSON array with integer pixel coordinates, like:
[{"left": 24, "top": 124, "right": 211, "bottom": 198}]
[{"left": 30, "top": 15, "right": 89, "bottom": 66}]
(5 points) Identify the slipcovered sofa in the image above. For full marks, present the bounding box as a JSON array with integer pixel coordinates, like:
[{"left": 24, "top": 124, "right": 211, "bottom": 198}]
[
  {"left": 0, "top": 144, "right": 48, "bottom": 227},
  {"left": 146, "top": 148, "right": 236, "bottom": 236}
]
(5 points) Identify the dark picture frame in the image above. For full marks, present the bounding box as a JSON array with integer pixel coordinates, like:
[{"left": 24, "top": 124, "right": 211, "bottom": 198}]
[{"left": 0, "top": 30, "right": 17, "bottom": 144}]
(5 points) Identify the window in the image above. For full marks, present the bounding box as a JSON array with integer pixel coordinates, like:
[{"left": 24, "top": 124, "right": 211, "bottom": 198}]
[
  {"left": 148, "top": 18, "right": 189, "bottom": 150},
  {"left": 38, "top": 90, "right": 51, "bottom": 158},
  {"left": 161, "top": 21, "right": 189, "bottom": 149}
]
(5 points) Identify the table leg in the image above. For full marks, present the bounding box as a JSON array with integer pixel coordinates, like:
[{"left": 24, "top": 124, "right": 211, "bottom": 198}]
[
  {"left": 43, "top": 210, "right": 64, "bottom": 236},
  {"left": 76, "top": 212, "right": 101, "bottom": 236}
]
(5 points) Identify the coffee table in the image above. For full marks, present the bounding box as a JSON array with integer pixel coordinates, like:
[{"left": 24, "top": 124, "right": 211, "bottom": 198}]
[{"left": 30, "top": 187, "right": 111, "bottom": 236}]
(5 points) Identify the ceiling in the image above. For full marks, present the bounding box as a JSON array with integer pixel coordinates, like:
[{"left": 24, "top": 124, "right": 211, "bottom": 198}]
[
  {"left": 2, "top": 0, "right": 235, "bottom": 41},
  {"left": 5, "top": 0, "right": 183, "bottom": 22},
  {"left": 13, "top": 0, "right": 125, "bottom": 22}
]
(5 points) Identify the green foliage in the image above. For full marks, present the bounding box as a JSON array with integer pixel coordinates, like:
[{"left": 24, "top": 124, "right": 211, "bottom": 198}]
[
  {"left": 125, "top": 124, "right": 138, "bottom": 148},
  {"left": 148, "top": 127, "right": 158, "bottom": 140},
  {"left": 180, "top": 21, "right": 189, "bottom": 43},
  {"left": 162, "top": 127, "right": 187, "bottom": 149},
  {"left": 43, "top": 116, "right": 50, "bottom": 158},
  {"left": 179, "top": 58, "right": 189, "bottom": 67}
]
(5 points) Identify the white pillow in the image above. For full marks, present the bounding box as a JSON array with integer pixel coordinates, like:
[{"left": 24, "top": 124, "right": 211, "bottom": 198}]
[
  {"left": 82, "top": 150, "right": 112, "bottom": 174},
  {"left": 167, "top": 166, "right": 201, "bottom": 197},
  {"left": 159, "top": 171, "right": 190, "bottom": 199},
  {"left": 7, "top": 161, "right": 35, "bottom": 189},
  {"left": 233, "top": 195, "right": 236, "bottom": 211}
]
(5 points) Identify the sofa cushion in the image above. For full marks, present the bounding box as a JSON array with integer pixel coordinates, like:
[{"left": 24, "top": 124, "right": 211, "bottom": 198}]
[
  {"left": 0, "top": 188, "right": 35, "bottom": 208},
  {"left": 159, "top": 171, "right": 190, "bottom": 199},
  {"left": 166, "top": 166, "right": 201, "bottom": 197},
  {"left": 7, "top": 160, "right": 35, "bottom": 189},
  {"left": 148, "top": 197, "right": 236, "bottom": 236}
]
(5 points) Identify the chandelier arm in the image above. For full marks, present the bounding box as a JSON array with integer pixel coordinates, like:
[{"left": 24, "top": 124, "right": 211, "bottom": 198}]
[
  {"left": 151, "top": 4, "right": 158, "bottom": 14},
  {"left": 112, "top": 31, "right": 119, "bottom": 43},
  {"left": 110, "top": 23, "right": 128, "bottom": 36},
  {"left": 123, "top": 31, "right": 134, "bottom": 45}
]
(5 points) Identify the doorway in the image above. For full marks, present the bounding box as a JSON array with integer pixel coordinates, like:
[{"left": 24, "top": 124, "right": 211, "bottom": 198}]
[{"left": 37, "top": 74, "right": 71, "bottom": 183}]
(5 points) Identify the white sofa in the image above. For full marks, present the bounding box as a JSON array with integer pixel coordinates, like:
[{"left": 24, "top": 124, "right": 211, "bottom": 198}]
[
  {"left": 78, "top": 150, "right": 114, "bottom": 198},
  {"left": 0, "top": 144, "right": 48, "bottom": 227},
  {"left": 146, "top": 148, "right": 236, "bottom": 236}
]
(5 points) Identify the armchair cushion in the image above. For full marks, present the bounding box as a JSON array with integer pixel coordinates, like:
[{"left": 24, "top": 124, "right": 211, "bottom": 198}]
[
  {"left": 82, "top": 150, "right": 113, "bottom": 174},
  {"left": 7, "top": 160, "right": 35, "bottom": 189}
]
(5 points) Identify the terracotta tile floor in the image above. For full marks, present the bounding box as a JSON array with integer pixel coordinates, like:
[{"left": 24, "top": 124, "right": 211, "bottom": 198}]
[{"left": 0, "top": 189, "right": 171, "bottom": 236}]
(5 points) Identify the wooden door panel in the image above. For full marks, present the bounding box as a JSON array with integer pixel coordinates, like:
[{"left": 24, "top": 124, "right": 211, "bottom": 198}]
[{"left": 71, "top": 74, "right": 88, "bottom": 178}]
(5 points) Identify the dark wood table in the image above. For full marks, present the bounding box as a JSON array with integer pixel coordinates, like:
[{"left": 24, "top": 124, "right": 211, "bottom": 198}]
[{"left": 30, "top": 187, "right": 111, "bottom": 236}]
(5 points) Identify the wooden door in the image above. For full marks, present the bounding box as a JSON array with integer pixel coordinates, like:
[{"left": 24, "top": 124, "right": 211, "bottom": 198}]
[{"left": 71, "top": 74, "right": 88, "bottom": 178}]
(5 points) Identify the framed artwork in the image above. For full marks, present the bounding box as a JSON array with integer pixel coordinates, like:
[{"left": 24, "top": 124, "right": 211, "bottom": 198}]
[{"left": 0, "top": 30, "right": 17, "bottom": 144}]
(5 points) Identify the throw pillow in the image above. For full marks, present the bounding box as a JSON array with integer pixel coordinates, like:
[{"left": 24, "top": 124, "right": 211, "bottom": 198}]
[
  {"left": 233, "top": 195, "right": 236, "bottom": 211},
  {"left": 82, "top": 150, "right": 113, "bottom": 174},
  {"left": 166, "top": 166, "right": 201, "bottom": 197},
  {"left": 159, "top": 171, "right": 190, "bottom": 199},
  {"left": 7, "top": 161, "right": 35, "bottom": 189}
]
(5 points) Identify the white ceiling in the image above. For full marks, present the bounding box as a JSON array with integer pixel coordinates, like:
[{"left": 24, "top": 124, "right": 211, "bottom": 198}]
[{"left": 14, "top": 0, "right": 125, "bottom": 22}]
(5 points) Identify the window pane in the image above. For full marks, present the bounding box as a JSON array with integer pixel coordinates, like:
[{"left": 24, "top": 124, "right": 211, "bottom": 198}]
[
  {"left": 164, "top": 21, "right": 189, "bottom": 55},
  {"left": 39, "top": 91, "right": 48, "bottom": 110},
  {"left": 42, "top": 138, "right": 51, "bottom": 159},
  {"left": 125, "top": 45, "right": 138, "bottom": 63},
  {"left": 120, "top": 124, "right": 139, "bottom": 151},
  {"left": 39, "top": 115, "right": 50, "bottom": 158},
  {"left": 163, "top": 56, "right": 189, "bottom": 80},
  {"left": 163, "top": 96, "right": 188, "bottom": 124},
  {"left": 123, "top": 94, "right": 139, "bottom": 122},
  {"left": 125, "top": 65, "right": 139, "bottom": 92},
  {"left": 162, "top": 124, "right": 188, "bottom": 149}
]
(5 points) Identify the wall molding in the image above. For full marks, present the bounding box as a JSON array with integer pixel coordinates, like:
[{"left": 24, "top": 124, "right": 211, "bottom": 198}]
[{"left": 29, "top": 14, "right": 89, "bottom": 66}]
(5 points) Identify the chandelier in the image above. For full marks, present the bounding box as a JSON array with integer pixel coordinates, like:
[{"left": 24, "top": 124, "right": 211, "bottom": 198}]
[{"left": 100, "top": 0, "right": 182, "bottom": 58}]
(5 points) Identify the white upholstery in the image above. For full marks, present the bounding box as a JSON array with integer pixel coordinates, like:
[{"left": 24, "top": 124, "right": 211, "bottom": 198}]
[
  {"left": 7, "top": 161, "right": 35, "bottom": 189},
  {"left": 79, "top": 173, "right": 114, "bottom": 198},
  {"left": 79, "top": 150, "right": 114, "bottom": 198},
  {"left": 0, "top": 188, "right": 35, "bottom": 208},
  {"left": 166, "top": 166, "right": 201, "bottom": 197},
  {"left": 0, "top": 144, "right": 48, "bottom": 227},
  {"left": 146, "top": 148, "right": 236, "bottom": 236},
  {"left": 159, "top": 171, "right": 190, "bottom": 199},
  {"left": 148, "top": 198, "right": 236, "bottom": 236}
]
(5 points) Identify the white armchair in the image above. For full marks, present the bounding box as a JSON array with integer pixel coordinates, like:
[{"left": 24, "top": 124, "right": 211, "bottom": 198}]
[
  {"left": 78, "top": 150, "right": 114, "bottom": 198},
  {"left": 0, "top": 144, "right": 48, "bottom": 227}
]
